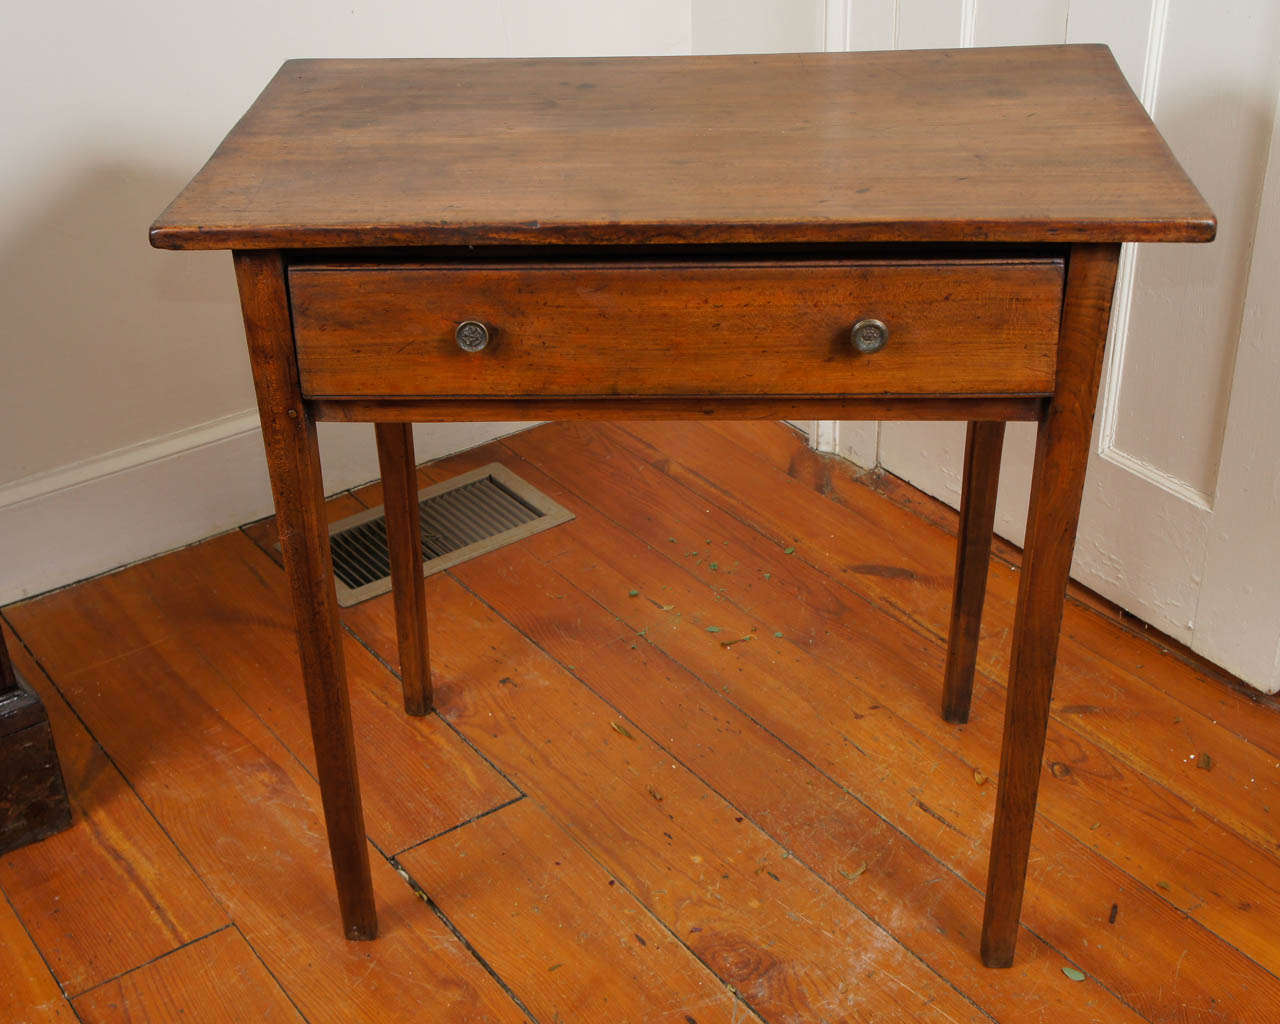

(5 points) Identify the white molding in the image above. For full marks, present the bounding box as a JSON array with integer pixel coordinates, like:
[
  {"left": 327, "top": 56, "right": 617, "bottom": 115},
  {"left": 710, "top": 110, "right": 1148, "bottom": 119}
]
[
  {"left": 960, "top": 0, "right": 978, "bottom": 47},
  {"left": 0, "top": 411, "right": 534, "bottom": 605},
  {"left": 1098, "top": 445, "right": 1213, "bottom": 512},
  {"left": 824, "top": 0, "right": 852, "bottom": 51},
  {"left": 837, "top": 421, "right": 880, "bottom": 468},
  {"left": 0, "top": 409, "right": 261, "bottom": 512},
  {"left": 810, "top": 419, "right": 840, "bottom": 453},
  {"left": 1095, "top": 241, "right": 1140, "bottom": 457},
  {"left": 1138, "top": 0, "right": 1172, "bottom": 115},
  {"left": 1094, "top": 0, "right": 1195, "bottom": 508}
]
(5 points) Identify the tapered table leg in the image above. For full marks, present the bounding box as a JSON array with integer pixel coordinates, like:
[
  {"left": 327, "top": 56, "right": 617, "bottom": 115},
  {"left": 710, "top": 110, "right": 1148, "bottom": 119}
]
[
  {"left": 981, "top": 244, "right": 1120, "bottom": 967},
  {"left": 374, "top": 422, "right": 432, "bottom": 715},
  {"left": 941, "top": 421, "right": 1006, "bottom": 724},
  {"left": 234, "top": 250, "right": 377, "bottom": 940}
]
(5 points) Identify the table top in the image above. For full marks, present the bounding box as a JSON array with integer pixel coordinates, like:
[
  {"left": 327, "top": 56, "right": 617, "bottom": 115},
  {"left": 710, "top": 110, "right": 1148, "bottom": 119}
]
[{"left": 150, "top": 45, "right": 1214, "bottom": 251}]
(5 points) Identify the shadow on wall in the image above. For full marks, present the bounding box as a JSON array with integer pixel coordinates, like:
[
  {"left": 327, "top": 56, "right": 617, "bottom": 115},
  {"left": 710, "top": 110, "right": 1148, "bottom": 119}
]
[{"left": 0, "top": 160, "right": 250, "bottom": 485}]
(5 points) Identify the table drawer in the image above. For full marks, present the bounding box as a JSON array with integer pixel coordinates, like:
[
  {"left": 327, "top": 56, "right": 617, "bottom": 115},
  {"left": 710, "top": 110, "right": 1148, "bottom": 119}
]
[{"left": 289, "top": 260, "right": 1063, "bottom": 399}]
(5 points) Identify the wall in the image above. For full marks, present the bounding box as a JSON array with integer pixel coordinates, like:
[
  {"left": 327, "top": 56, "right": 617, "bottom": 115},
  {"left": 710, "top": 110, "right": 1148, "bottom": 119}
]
[{"left": 0, "top": 0, "right": 822, "bottom": 604}]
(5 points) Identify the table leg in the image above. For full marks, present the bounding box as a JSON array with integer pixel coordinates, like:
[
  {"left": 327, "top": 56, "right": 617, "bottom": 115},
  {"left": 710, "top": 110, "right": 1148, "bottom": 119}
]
[
  {"left": 374, "top": 423, "right": 432, "bottom": 715},
  {"left": 980, "top": 244, "right": 1119, "bottom": 967},
  {"left": 234, "top": 251, "right": 377, "bottom": 940},
  {"left": 941, "top": 421, "right": 1005, "bottom": 724}
]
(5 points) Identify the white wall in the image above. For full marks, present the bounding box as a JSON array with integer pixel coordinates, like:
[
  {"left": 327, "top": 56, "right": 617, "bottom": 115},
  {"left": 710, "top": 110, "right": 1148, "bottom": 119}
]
[{"left": 0, "top": 0, "right": 822, "bottom": 604}]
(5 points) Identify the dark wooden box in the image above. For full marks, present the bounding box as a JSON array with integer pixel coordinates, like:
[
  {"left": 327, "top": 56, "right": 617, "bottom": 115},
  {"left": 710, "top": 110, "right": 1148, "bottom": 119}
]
[{"left": 1, "top": 649, "right": 72, "bottom": 855}]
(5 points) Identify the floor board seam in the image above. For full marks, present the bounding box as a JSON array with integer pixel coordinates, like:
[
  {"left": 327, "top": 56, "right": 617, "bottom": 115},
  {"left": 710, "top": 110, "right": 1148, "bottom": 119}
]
[
  {"left": 696, "top": 423, "right": 1280, "bottom": 747},
  {"left": 0, "top": 881, "right": 81, "bottom": 1017},
  {"left": 230, "top": 921, "right": 314, "bottom": 1024},
  {"left": 392, "top": 794, "right": 526, "bottom": 858},
  {"left": 387, "top": 852, "right": 542, "bottom": 1024},
  {"left": 9, "top": 422, "right": 1278, "bottom": 1020},
  {"left": 65, "top": 923, "right": 235, "bottom": 1005},
  {"left": 447, "top": 569, "right": 966, "bottom": 1024},
  {"left": 340, "top": 620, "right": 529, "bottom": 803},
  {"left": 0, "top": 613, "right": 235, "bottom": 980},
  {"left": 490, "top": 434, "right": 1203, "bottom": 1020},
  {"left": 597, "top": 426, "right": 1280, "bottom": 871},
  {"left": 233, "top": 526, "right": 531, "bottom": 845}
]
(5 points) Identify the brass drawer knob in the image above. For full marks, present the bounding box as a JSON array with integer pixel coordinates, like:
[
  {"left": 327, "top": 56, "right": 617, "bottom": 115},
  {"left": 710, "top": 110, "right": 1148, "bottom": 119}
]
[
  {"left": 455, "top": 320, "right": 490, "bottom": 352},
  {"left": 851, "top": 318, "right": 889, "bottom": 354}
]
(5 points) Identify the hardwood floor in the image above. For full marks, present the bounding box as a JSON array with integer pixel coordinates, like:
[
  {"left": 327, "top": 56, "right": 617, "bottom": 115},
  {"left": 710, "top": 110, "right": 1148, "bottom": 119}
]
[{"left": 3, "top": 421, "right": 1277, "bottom": 1023}]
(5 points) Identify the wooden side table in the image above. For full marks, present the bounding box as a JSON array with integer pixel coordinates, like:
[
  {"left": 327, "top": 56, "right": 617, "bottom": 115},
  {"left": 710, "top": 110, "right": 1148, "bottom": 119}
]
[{"left": 150, "top": 45, "right": 1214, "bottom": 966}]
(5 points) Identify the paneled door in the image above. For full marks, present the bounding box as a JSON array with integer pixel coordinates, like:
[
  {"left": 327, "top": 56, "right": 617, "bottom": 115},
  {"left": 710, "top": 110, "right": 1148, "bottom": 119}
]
[{"left": 819, "top": 0, "right": 1280, "bottom": 691}]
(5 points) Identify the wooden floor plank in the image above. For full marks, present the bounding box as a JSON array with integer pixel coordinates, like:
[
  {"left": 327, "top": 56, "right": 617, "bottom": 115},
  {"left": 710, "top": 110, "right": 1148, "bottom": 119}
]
[
  {"left": 6, "top": 490, "right": 362, "bottom": 684},
  {"left": 715, "top": 421, "right": 1280, "bottom": 762},
  {"left": 344, "top": 575, "right": 989, "bottom": 1023},
  {"left": 6, "top": 419, "right": 1277, "bottom": 1024},
  {"left": 72, "top": 927, "right": 303, "bottom": 1024},
  {"left": 6, "top": 532, "right": 519, "bottom": 856},
  {"left": 401, "top": 799, "right": 752, "bottom": 1024},
  {"left": 0, "top": 891, "right": 78, "bottom": 1024},
  {"left": 680, "top": 420, "right": 1280, "bottom": 820},
  {"left": 603, "top": 423, "right": 1280, "bottom": 852},
  {"left": 493, "top": 423, "right": 1280, "bottom": 1023},
  {"left": 3, "top": 621, "right": 528, "bottom": 1023},
  {"left": 499, "top": 423, "right": 1280, "bottom": 980},
  {"left": 431, "top": 525, "right": 1148, "bottom": 1024},
  {"left": 0, "top": 624, "right": 229, "bottom": 996}
]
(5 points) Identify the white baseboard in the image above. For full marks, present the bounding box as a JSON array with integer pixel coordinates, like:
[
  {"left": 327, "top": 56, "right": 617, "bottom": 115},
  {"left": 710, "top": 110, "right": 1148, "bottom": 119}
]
[
  {"left": 0, "top": 411, "right": 535, "bottom": 606},
  {"left": 796, "top": 419, "right": 879, "bottom": 470}
]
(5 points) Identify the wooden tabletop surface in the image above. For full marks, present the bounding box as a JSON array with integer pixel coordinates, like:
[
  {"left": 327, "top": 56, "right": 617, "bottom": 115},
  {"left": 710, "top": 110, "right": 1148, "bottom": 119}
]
[{"left": 151, "top": 45, "right": 1214, "bottom": 250}]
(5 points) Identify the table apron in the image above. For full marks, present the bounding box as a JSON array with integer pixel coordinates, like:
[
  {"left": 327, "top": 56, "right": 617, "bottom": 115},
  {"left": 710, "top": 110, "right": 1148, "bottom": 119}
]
[
  {"left": 306, "top": 395, "right": 1047, "bottom": 422},
  {"left": 289, "top": 259, "right": 1065, "bottom": 402}
]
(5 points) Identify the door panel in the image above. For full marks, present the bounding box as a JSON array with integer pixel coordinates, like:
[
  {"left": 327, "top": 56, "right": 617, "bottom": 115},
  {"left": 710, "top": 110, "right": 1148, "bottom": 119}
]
[{"left": 821, "top": 0, "right": 1280, "bottom": 690}]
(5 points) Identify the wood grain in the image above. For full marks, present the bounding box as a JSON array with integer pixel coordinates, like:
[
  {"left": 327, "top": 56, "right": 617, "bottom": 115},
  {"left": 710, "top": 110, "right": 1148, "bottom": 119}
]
[
  {"left": 0, "top": 624, "right": 228, "bottom": 996},
  {"left": 310, "top": 394, "right": 1045, "bottom": 423},
  {"left": 72, "top": 928, "right": 303, "bottom": 1024},
  {"left": 373, "top": 423, "right": 432, "bottom": 715},
  {"left": 0, "top": 889, "right": 78, "bottom": 1024},
  {"left": 151, "top": 43, "right": 1215, "bottom": 962},
  {"left": 705, "top": 418, "right": 1280, "bottom": 764},
  {"left": 493, "top": 422, "right": 1280, "bottom": 1020},
  {"left": 942, "top": 422, "right": 1006, "bottom": 723},
  {"left": 6, "top": 612, "right": 527, "bottom": 1021},
  {"left": 150, "top": 47, "right": 1214, "bottom": 250},
  {"left": 6, "top": 421, "right": 1278, "bottom": 1022},
  {"left": 401, "top": 800, "right": 748, "bottom": 1024},
  {"left": 234, "top": 249, "right": 374, "bottom": 939},
  {"left": 343, "top": 577, "right": 989, "bottom": 1022},
  {"left": 414, "top": 470, "right": 1149, "bottom": 1023},
  {"left": 291, "top": 260, "right": 1062, "bottom": 399},
  {"left": 6, "top": 532, "right": 519, "bottom": 858},
  {"left": 619, "top": 419, "right": 1280, "bottom": 987},
  {"left": 982, "top": 245, "right": 1120, "bottom": 966}
]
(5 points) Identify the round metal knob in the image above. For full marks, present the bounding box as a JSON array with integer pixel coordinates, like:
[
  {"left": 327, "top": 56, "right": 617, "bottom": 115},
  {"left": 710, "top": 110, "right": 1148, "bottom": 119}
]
[
  {"left": 455, "top": 320, "right": 490, "bottom": 352},
  {"left": 851, "top": 318, "right": 889, "bottom": 354}
]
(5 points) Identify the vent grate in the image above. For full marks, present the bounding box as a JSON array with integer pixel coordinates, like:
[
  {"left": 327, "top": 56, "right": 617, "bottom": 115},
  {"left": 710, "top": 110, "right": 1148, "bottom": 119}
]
[{"left": 283, "top": 463, "right": 573, "bottom": 606}]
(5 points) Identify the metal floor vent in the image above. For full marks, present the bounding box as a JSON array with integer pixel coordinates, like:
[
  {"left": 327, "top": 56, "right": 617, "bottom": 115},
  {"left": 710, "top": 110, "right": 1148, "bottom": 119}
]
[{"left": 294, "top": 463, "right": 573, "bottom": 607}]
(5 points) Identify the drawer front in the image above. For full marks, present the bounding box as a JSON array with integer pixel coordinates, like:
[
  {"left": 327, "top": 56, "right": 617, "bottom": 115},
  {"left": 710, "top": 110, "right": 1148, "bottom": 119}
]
[{"left": 289, "top": 260, "right": 1063, "bottom": 399}]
